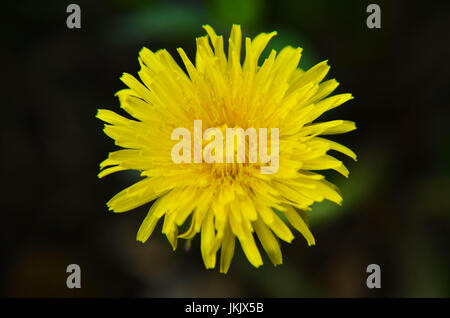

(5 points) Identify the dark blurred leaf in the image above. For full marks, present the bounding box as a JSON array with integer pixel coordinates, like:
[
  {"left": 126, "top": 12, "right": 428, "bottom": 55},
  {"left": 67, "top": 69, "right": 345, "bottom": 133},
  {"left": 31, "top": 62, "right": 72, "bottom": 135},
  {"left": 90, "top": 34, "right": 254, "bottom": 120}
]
[
  {"left": 109, "top": 3, "right": 207, "bottom": 44},
  {"left": 208, "top": 0, "right": 266, "bottom": 28}
]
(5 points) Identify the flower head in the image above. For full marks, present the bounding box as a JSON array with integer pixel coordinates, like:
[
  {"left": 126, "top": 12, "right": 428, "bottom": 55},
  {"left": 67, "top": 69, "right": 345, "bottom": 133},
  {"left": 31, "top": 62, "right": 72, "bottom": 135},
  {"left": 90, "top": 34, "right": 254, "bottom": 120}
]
[{"left": 97, "top": 25, "right": 356, "bottom": 273}]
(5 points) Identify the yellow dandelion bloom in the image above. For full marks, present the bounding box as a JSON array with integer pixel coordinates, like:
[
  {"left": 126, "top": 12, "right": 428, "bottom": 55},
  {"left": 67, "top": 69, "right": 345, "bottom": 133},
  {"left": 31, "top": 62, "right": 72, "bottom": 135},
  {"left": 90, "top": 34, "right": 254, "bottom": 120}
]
[{"left": 97, "top": 25, "right": 356, "bottom": 273}]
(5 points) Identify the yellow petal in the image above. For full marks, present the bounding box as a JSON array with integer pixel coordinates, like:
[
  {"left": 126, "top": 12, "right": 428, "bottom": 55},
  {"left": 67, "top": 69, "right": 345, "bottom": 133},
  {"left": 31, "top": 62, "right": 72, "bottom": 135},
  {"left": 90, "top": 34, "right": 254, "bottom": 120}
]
[
  {"left": 97, "top": 165, "right": 127, "bottom": 178},
  {"left": 253, "top": 218, "right": 282, "bottom": 266},
  {"left": 107, "top": 178, "right": 165, "bottom": 213},
  {"left": 220, "top": 224, "right": 235, "bottom": 274},
  {"left": 201, "top": 211, "right": 216, "bottom": 269},
  {"left": 237, "top": 234, "right": 263, "bottom": 268},
  {"left": 228, "top": 24, "right": 242, "bottom": 69},
  {"left": 283, "top": 206, "right": 315, "bottom": 246},
  {"left": 120, "top": 73, "right": 153, "bottom": 103},
  {"left": 136, "top": 201, "right": 163, "bottom": 243}
]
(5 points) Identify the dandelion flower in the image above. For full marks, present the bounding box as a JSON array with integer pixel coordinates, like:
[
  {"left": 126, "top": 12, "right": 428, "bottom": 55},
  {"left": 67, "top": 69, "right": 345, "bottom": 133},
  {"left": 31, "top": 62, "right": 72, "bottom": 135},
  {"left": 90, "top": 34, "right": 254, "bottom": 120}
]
[{"left": 97, "top": 25, "right": 356, "bottom": 273}]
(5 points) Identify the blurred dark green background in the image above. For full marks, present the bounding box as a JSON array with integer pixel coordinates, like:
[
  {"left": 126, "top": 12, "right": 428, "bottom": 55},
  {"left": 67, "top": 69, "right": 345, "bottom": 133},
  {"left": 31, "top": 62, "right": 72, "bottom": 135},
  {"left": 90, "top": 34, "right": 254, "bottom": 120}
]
[{"left": 2, "top": 0, "right": 450, "bottom": 297}]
